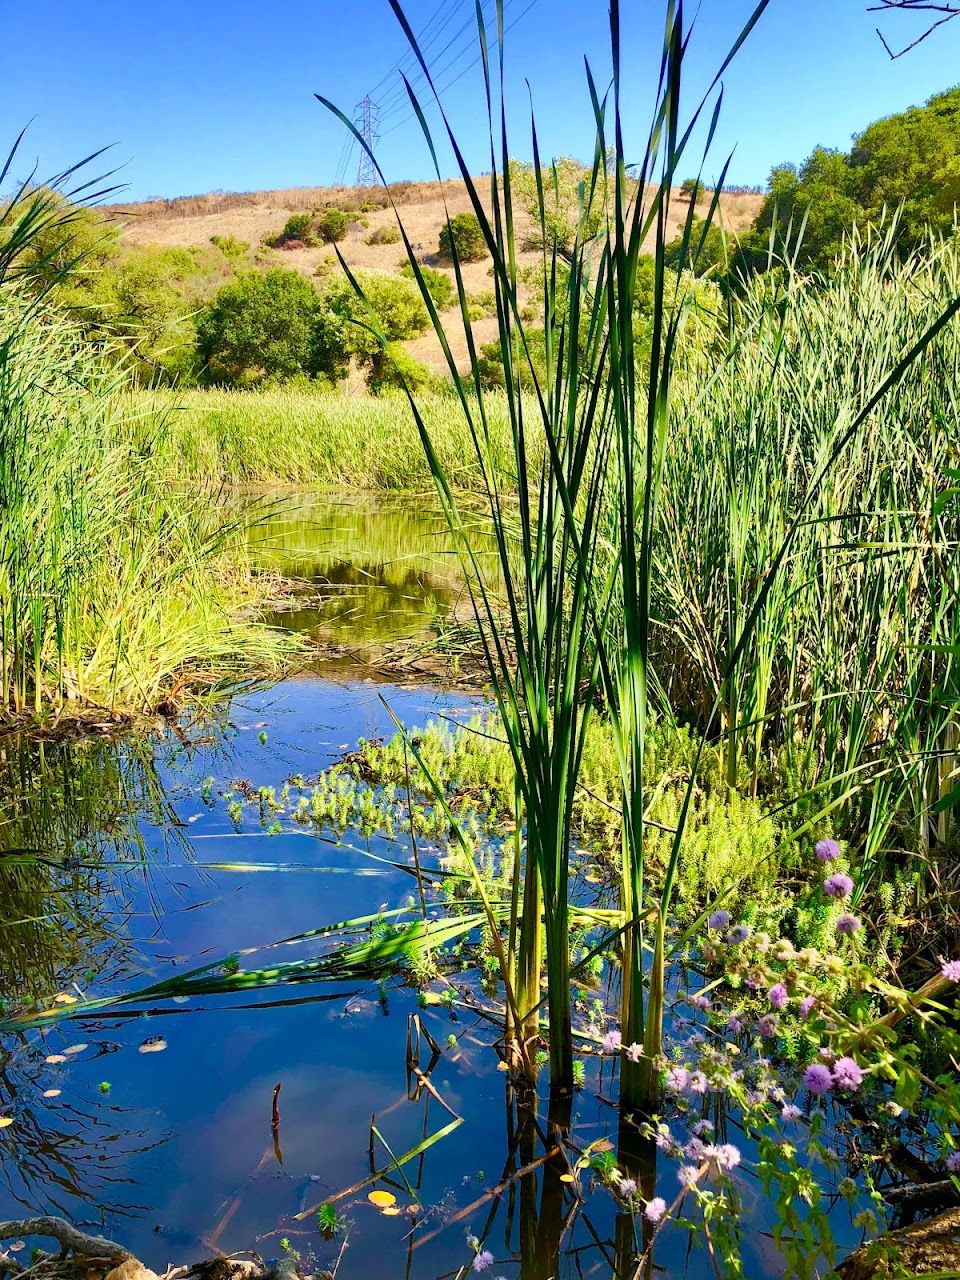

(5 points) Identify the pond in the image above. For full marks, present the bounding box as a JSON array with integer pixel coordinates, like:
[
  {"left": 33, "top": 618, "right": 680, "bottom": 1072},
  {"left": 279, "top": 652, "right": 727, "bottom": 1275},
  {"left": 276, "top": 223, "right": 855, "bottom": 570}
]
[{"left": 0, "top": 492, "right": 911, "bottom": 1279}]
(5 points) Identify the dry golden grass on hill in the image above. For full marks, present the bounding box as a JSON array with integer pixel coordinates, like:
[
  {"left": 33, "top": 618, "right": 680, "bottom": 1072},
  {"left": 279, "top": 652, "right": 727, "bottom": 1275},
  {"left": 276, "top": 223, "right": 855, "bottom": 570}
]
[{"left": 105, "top": 178, "right": 764, "bottom": 370}]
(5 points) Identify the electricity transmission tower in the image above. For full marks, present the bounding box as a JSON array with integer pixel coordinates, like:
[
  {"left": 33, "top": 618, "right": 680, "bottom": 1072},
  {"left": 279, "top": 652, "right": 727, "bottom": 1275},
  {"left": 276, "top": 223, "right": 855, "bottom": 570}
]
[{"left": 354, "top": 96, "right": 380, "bottom": 186}]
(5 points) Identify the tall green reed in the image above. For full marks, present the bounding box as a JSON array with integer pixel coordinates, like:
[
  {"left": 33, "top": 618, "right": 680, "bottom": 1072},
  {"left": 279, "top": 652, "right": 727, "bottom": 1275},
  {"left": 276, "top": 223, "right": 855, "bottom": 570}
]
[
  {"left": 321, "top": 0, "right": 960, "bottom": 1110},
  {"left": 0, "top": 147, "right": 293, "bottom": 719}
]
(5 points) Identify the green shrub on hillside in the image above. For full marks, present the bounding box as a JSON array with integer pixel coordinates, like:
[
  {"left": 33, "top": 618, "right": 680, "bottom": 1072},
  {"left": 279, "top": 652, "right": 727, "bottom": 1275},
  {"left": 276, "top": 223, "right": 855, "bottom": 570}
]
[
  {"left": 196, "top": 268, "right": 321, "bottom": 385},
  {"left": 366, "top": 224, "right": 401, "bottom": 246},
  {"left": 368, "top": 342, "right": 432, "bottom": 395},
  {"left": 267, "top": 212, "right": 318, "bottom": 248},
  {"left": 399, "top": 260, "right": 454, "bottom": 309},
  {"left": 438, "top": 212, "right": 487, "bottom": 262},
  {"left": 317, "top": 207, "right": 350, "bottom": 244},
  {"left": 314, "top": 270, "right": 430, "bottom": 377},
  {"left": 210, "top": 234, "right": 249, "bottom": 260}
]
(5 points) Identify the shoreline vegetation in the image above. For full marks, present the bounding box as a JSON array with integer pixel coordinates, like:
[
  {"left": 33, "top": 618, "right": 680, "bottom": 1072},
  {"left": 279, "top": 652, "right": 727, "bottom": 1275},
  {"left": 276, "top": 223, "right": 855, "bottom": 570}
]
[
  {"left": 0, "top": 183, "right": 298, "bottom": 731},
  {"left": 2, "top": 0, "right": 960, "bottom": 1273}
]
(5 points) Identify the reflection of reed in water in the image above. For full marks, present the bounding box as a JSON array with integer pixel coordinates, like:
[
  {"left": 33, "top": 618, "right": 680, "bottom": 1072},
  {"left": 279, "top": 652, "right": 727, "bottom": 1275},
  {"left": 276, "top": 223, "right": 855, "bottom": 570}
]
[
  {"left": 0, "top": 734, "right": 187, "bottom": 1006},
  {"left": 0, "top": 734, "right": 188, "bottom": 1217}
]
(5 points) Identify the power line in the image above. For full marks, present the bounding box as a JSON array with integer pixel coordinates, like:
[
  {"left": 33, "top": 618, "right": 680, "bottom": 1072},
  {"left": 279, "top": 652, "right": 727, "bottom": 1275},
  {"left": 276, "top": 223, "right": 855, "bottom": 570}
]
[
  {"left": 374, "top": 0, "right": 495, "bottom": 119},
  {"left": 379, "top": 0, "right": 541, "bottom": 139}
]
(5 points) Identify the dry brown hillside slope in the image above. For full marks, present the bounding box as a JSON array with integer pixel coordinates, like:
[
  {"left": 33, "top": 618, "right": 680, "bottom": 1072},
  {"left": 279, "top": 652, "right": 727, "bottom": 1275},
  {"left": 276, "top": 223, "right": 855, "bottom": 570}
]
[{"left": 106, "top": 178, "right": 764, "bottom": 371}]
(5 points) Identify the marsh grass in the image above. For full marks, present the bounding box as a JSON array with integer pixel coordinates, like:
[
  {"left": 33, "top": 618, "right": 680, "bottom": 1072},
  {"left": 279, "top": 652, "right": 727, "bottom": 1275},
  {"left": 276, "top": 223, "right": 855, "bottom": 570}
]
[
  {"left": 140, "top": 387, "right": 522, "bottom": 490},
  {"left": 0, "top": 163, "right": 295, "bottom": 720}
]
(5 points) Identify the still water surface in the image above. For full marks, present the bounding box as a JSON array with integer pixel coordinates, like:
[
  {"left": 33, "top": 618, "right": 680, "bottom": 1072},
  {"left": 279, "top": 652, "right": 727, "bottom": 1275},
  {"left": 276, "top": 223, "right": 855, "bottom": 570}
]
[{"left": 0, "top": 493, "right": 874, "bottom": 1278}]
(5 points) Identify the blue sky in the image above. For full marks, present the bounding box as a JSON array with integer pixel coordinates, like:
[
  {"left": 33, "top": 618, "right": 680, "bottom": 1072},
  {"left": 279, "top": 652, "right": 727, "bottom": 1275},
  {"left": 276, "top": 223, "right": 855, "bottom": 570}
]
[{"left": 2, "top": 1, "right": 959, "bottom": 202}]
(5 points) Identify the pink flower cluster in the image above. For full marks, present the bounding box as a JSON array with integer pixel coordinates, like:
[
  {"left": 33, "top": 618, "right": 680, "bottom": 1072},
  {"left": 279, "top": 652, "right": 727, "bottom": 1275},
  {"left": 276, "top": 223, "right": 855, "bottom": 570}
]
[{"left": 802, "top": 1055, "right": 864, "bottom": 1095}]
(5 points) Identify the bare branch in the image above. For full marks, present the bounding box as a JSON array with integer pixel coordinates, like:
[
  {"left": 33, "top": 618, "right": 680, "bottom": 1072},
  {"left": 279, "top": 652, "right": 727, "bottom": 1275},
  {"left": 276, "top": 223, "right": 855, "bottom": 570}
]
[
  {"left": 869, "top": 0, "right": 960, "bottom": 57},
  {"left": 0, "top": 1220, "right": 132, "bottom": 1266}
]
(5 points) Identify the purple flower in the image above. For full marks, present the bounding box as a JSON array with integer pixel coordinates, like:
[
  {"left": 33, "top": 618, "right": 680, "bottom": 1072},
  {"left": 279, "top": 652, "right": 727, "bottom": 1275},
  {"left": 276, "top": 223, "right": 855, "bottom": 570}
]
[
  {"left": 781, "top": 1104, "right": 802, "bottom": 1123},
  {"left": 815, "top": 838, "right": 841, "bottom": 862},
  {"left": 691, "top": 1119, "right": 714, "bottom": 1137},
  {"left": 726, "top": 1016, "right": 744, "bottom": 1033},
  {"left": 711, "top": 1143, "right": 741, "bottom": 1171},
  {"left": 941, "top": 959, "right": 960, "bottom": 983},
  {"left": 677, "top": 1165, "right": 699, "bottom": 1188},
  {"left": 665, "top": 1066, "right": 689, "bottom": 1093},
  {"left": 758, "top": 1014, "right": 778, "bottom": 1038},
  {"left": 708, "top": 910, "right": 730, "bottom": 931},
  {"left": 831, "top": 1056, "right": 864, "bottom": 1093},
  {"left": 473, "top": 1251, "right": 494, "bottom": 1273},
  {"left": 602, "top": 1029, "right": 622, "bottom": 1054},
  {"left": 802, "top": 1063, "right": 833, "bottom": 1096},
  {"left": 947, "top": 1151, "right": 960, "bottom": 1173},
  {"left": 769, "top": 984, "right": 789, "bottom": 1011},
  {"left": 728, "top": 924, "right": 751, "bottom": 944},
  {"left": 625, "top": 1041, "right": 643, "bottom": 1063},
  {"left": 823, "top": 873, "right": 854, "bottom": 900},
  {"left": 691, "top": 994, "right": 711, "bottom": 1011},
  {"left": 685, "top": 1136, "right": 708, "bottom": 1161},
  {"left": 644, "top": 1196, "right": 667, "bottom": 1223},
  {"left": 836, "top": 913, "right": 862, "bottom": 935},
  {"left": 687, "top": 1070, "right": 709, "bottom": 1095},
  {"left": 799, "top": 996, "right": 817, "bottom": 1020},
  {"left": 618, "top": 1177, "right": 637, "bottom": 1197}
]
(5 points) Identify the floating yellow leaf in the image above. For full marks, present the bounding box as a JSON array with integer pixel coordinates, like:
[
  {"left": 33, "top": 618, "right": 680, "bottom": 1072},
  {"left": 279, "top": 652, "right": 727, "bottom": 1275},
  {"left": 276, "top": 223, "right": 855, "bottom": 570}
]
[
  {"left": 0, "top": 1117, "right": 13, "bottom": 1128},
  {"left": 420, "top": 992, "right": 442, "bottom": 1005},
  {"left": 381, "top": 1207, "right": 401, "bottom": 1217},
  {"left": 42, "top": 1089, "right": 61, "bottom": 1099},
  {"left": 63, "top": 1044, "right": 88, "bottom": 1056},
  {"left": 53, "top": 994, "right": 77, "bottom": 1005},
  {"left": 44, "top": 1055, "right": 66, "bottom": 1065},
  {"left": 368, "top": 1190, "right": 397, "bottom": 1209}
]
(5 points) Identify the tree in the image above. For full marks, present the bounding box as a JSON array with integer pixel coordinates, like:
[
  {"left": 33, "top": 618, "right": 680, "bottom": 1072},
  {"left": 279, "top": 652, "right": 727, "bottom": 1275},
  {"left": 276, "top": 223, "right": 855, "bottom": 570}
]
[
  {"left": 3, "top": 189, "right": 118, "bottom": 291},
  {"left": 316, "top": 208, "right": 350, "bottom": 243},
  {"left": 196, "top": 268, "right": 320, "bottom": 385},
  {"left": 508, "top": 157, "right": 606, "bottom": 249},
  {"left": 438, "top": 212, "right": 488, "bottom": 262},
  {"left": 745, "top": 87, "right": 960, "bottom": 272},
  {"left": 312, "top": 270, "right": 431, "bottom": 384}
]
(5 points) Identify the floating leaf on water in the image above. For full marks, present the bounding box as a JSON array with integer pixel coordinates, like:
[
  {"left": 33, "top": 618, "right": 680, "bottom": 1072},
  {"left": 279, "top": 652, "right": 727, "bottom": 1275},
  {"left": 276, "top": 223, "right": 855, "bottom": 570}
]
[
  {"left": 63, "top": 1044, "right": 88, "bottom": 1056},
  {"left": 368, "top": 1190, "right": 397, "bottom": 1209},
  {"left": 42, "top": 1089, "right": 61, "bottom": 1099},
  {"left": 381, "top": 1207, "right": 401, "bottom": 1217},
  {"left": 44, "top": 1054, "right": 66, "bottom": 1065},
  {"left": 421, "top": 992, "right": 442, "bottom": 1005},
  {"left": 139, "top": 1037, "right": 168, "bottom": 1054},
  {"left": 53, "top": 994, "right": 77, "bottom": 1005},
  {"left": 0, "top": 1117, "right": 13, "bottom": 1128}
]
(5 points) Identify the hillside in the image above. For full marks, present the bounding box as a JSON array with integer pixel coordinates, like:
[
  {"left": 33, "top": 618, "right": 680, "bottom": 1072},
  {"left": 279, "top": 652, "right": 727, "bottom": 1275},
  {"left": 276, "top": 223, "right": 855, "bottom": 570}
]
[{"left": 105, "top": 178, "right": 764, "bottom": 371}]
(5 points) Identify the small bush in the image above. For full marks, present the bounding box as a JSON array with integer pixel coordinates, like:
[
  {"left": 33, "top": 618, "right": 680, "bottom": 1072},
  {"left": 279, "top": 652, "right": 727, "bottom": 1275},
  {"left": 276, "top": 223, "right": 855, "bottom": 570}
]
[
  {"left": 399, "top": 261, "right": 454, "bottom": 310},
  {"left": 368, "top": 342, "right": 432, "bottom": 394},
  {"left": 467, "top": 289, "right": 496, "bottom": 318},
  {"left": 438, "top": 212, "right": 487, "bottom": 263},
  {"left": 267, "top": 213, "right": 317, "bottom": 248},
  {"left": 317, "top": 208, "right": 350, "bottom": 244},
  {"left": 366, "top": 224, "right": 401, "bottom": 246},
  {"left": 210, "top": 234, "right": 249, "bottom": 261}
]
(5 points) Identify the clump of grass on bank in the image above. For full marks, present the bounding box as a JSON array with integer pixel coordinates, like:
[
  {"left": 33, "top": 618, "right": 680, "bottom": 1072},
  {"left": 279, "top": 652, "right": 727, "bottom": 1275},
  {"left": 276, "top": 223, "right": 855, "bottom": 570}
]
[
  {"left": 136, "top": 387, "right": 520, "bottom": 490},
  {"left": 0, "top": 187, "right": 295, "bottom": 722}
]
